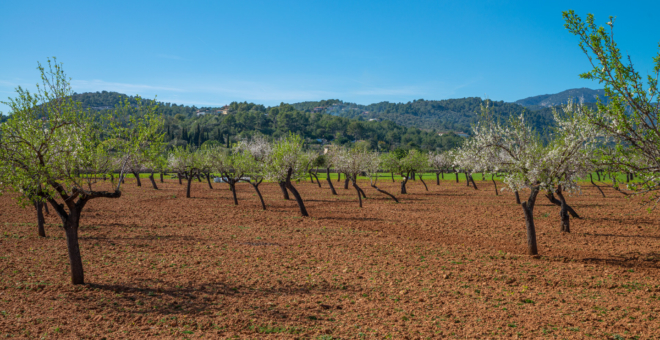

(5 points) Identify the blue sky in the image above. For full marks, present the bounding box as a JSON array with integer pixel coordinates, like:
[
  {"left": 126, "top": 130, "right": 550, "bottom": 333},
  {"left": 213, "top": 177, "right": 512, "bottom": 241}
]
[{"left": 1, "top": 0, "right": 659, "bottom": 112}]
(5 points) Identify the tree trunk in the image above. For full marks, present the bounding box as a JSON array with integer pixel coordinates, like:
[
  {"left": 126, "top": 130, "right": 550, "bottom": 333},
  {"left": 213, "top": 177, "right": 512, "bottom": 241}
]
[
  {"left": 285, "top": 168, "right": 309, "bottom": 217},
  {"left": 35, "top": 201, "right": 46, "bottom": 237},
  {"left": 311, "top": 172, "right": 321, "bottom": 188},
  {"left": 391, "top": 172, "right": 395, "bottom": 182},
  {"left": 43, "top": 200, "right": 50, "bottom": 215},
  {"left": 186, "top": 174, "right": 193, "bottom": 198},
  {"left": 178, "top": 173, "right": 182, "bottom": 185},
  {"left": 64, "top": 219, "right": 85, "bottom": 285},
  {"left": 279, "top": 182, "right": 290, "bottom": 200},
  {"left": 455, "top": 170, "right": 459, "bottom": 183},
  {"left": 590, "top": 174, "right": 606, "bottom": 197},
  {"left": 149, "top": 170, "right": 159, "bottom": 190},
  {"left": 596, "top": 171, "right": 601, "bottom": 181},
  {"left": 400, "top": 175, "right": 409, "bottom": 194},
  {"left": 371, "top": 184, "right": 399, "bottom": 203},
  {"left": 251, "top": 181, "right": 266, "bottom": 210},
  {"left": 326, "top": 167, "right": 338, "bottom": 195},
  {"left": 468, "top": 174, "right": 478, "bottom": 190},
  {"left": 436, "top": 172, "right": 440, "bottom": 185},
  {"left": 515, "top": 191, "right": 521, "bottom": 204},
  {"left": 309, "top": 171, "right": 314, "bottom": 183},
  {"left": 196, "top": 174, "right": 202, "bottom": 182},
  {"left": 555, "top": 185, "right": 570, "bottom": 233},
  {"left": 352, "top": 178, "right": 363, "bottom": 208},
  {"left": 160, "top": 172, "right": 164, "bottom": 183},
  {"left": 229, "top": 181, "right": 238, "bottom": 205},
  {"left": 441, "top": 171, "right": 444, "bottom": 180},
  {"left": 337, "top": 172, "right": 342, "bottom": 183},
  {"left": 343, "top": 178, "right": 349, "bottom": 190},
  {"left": 545, "top": 192, "right": 581, "bottom": 219},
  {"left": 465, "top": 172, "right": 470, "bottom": 186},
  {"left": 418, "top": 173, "right": 428, "bottom": 191},
  {"left": 521, "top": 187, "right": 540, "bottom": 255},
  {"left": 133, "top": 171, "right": 142, "bottom": 187},
  {"left": 492, "top": 176, "right": 498, "bottom": 196},
  {"left": 206, "top": 173, "right": 213, "bottom": 189}
]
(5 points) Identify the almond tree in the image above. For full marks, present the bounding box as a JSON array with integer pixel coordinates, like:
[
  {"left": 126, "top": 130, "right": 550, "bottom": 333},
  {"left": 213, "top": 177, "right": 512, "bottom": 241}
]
[
  {"left": 168, "top": 146, "right": 201, "bottom": 198},
  {"left": 564, "top": 11, "right": 660, "bottom": 207},
  {"left": 381, "top": 150, "right": 429, "bottom": 194},
  {"left": 264, "top": 134, "right": 311, "bottom": 216},
  {"left": 463, "top": 102, "right": 598, "bottom": 254},
  {"left": 210, "top": 146, "right": 250, "bottom": 206},
  {"left": 334, "top": 148, "right": 369, "bottom": 207},
  {"left": 236, "top": 136, "right": 271, "bottom": 210},
  {"left": 0, "top": 59, "right": 162, "bottom": 284},
  {"left": 317, "top": 152, "right": 338, "bottom": 195},
  {"left": 364, "top": 151, "right": 399, "bottom": 202},
  {"left": 429, "top": 152, "right": 452, "bottom": 185}
]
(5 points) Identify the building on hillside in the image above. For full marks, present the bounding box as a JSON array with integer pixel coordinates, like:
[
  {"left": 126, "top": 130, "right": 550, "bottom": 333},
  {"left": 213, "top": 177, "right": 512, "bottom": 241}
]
[
  {"left": 196, "top": 110, "right": 207, "bottom": 116},
  {"left": 217, "top": 105, "right": 230, "bottom": 115},
  {"left": 312, "top": 107, "right": 325, "bottom": 113}
]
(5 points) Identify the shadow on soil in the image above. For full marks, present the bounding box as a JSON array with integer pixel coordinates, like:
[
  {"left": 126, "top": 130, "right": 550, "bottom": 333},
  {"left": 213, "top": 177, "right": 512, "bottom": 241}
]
[{"left": 86, "top": 280, "right": 355, "bottom": 320}]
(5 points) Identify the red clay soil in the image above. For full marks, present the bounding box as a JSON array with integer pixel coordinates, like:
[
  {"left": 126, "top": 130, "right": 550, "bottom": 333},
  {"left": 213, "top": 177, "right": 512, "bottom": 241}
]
[{"left": 1, "top": 177, "right": 659, "bottom": 339}]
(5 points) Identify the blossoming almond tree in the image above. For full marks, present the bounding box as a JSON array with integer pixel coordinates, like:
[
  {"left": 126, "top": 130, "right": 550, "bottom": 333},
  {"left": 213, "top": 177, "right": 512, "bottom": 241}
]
[
  {"left": 334, "top": 147, "right": 370, "bottom": 207},
  {"left": 236, "top": 136, "right": 271, "bottom": 210},
  {"left": 464, "top": 102, "right": 598, "bottom": 254},
  {"left": 0, "top": 59, "right": 163, "bottom": 284},
  {"left": 264, "top": 134, "right": 311, "bottom": 216}
]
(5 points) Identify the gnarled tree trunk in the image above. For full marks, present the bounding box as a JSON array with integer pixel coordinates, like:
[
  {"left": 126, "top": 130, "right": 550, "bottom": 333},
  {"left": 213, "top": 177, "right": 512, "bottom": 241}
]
[
  {"left": 206, "top": 173, "right": 213, "bottom": 189},
  {"left": 400, "top": 175, "right": 409, "bottom": 194},
  {"left": 285, "top": 168, "right": 308, "bottom": 217},
  {"left": 326, "top": 167, "right": 338, "bottom": 195},
  {"left": 343, "top": 178, "right": 349, "bottom": 190},
  {"left": 371, "top": 183, "right": 398, "bottom": 203},
  {"left": 186, "top": 173, "right": 193, "bottom": 198},
  {"left": 351, "top": 177, "right": 363, "bottom": 208},
  {"left": 160, "top": 172, "right": 164, "bottom": 183},
  {"left": 418, "top": 173, "right": 428, "bottom": 191},
  {"left": 34, "top": 200, "right": 45, "bottom": 237},
  {"left": 555, "top": 185, "right": 570, "bottom": 233},
  {"left": 132, "top": 171, "right": 142, "bottom": 187},
  {"left": 545, "top": 192, "right": 581, "bottom": 219},
  {"left": 590, "top": 174, "right": 605, "bottom": 197},
  {"left": 149, "top": 170, "right": 159, "bottom": 190},
  {"left": 279, "top": 182, "right": 290, "bottom": 200},
  {"left": 436, "top": 172, "right": 440, "bottom": 185},
  {"left": 250, "top": 179, "right": 266, "bottom": 210},
  {"left": 515, "top": 191, "right": 521, "bottom": 204},
  {"left": 521, "top": 187, "right": 540, "bottom": 255},
  {"left": 46, "top": 188, "right": 121, "bottom": 285}
]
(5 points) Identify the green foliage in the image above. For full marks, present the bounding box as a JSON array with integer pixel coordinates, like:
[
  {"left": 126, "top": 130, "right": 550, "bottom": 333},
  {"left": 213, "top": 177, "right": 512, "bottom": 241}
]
[
  {"left": 0, "top": 59, "right": 162, "bottom": 205},
  {"left": 564, "top": 11, "right": 660, "bottom": 197},
  {"left": 265, "top": 134, "right": 310, "bottom": 182}
]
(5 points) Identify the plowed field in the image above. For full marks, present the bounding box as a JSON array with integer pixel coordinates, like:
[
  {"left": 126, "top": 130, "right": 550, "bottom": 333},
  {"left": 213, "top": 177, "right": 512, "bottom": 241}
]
[{"left": 1, "top": 177, "right": 659, "bottom": 339}]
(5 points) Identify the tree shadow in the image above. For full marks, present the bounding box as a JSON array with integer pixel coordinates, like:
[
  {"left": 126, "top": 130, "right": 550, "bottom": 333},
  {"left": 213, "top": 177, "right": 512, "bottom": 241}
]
[
  {"left": 84, "top": 280, "right": 357, "bottom": 322},
  {"left": 580, "top": 232, "right": 660, "bottom": 240}
]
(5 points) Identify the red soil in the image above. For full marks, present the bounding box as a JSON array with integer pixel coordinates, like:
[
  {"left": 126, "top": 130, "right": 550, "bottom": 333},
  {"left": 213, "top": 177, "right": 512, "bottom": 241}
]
[{"left": 1, "top": 178, "right": 659, "bottom": 339}]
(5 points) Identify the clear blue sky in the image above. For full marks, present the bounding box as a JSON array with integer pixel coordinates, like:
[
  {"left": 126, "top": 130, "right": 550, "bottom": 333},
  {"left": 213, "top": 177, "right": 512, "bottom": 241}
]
[{"left": 1, "top": 1, "right": 658, "bottom": 112}]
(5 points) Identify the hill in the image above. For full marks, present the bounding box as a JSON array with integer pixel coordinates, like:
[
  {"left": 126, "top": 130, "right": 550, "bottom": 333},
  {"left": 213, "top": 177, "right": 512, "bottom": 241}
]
[
  {"left": 69, "top": 91, "right": 464, "bottom": 152},
  {"left": 514, "top": 88, "right": 606, "bottom": 108},
  {"left": 292, "top": 98, "right": 556, "bottom": 134}
]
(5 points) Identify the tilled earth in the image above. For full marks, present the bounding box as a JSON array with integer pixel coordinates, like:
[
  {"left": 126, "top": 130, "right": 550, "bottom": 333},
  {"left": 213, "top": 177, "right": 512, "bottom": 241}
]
[{"left": 1, "top": 177, "right": 659, "bottom": 339}]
